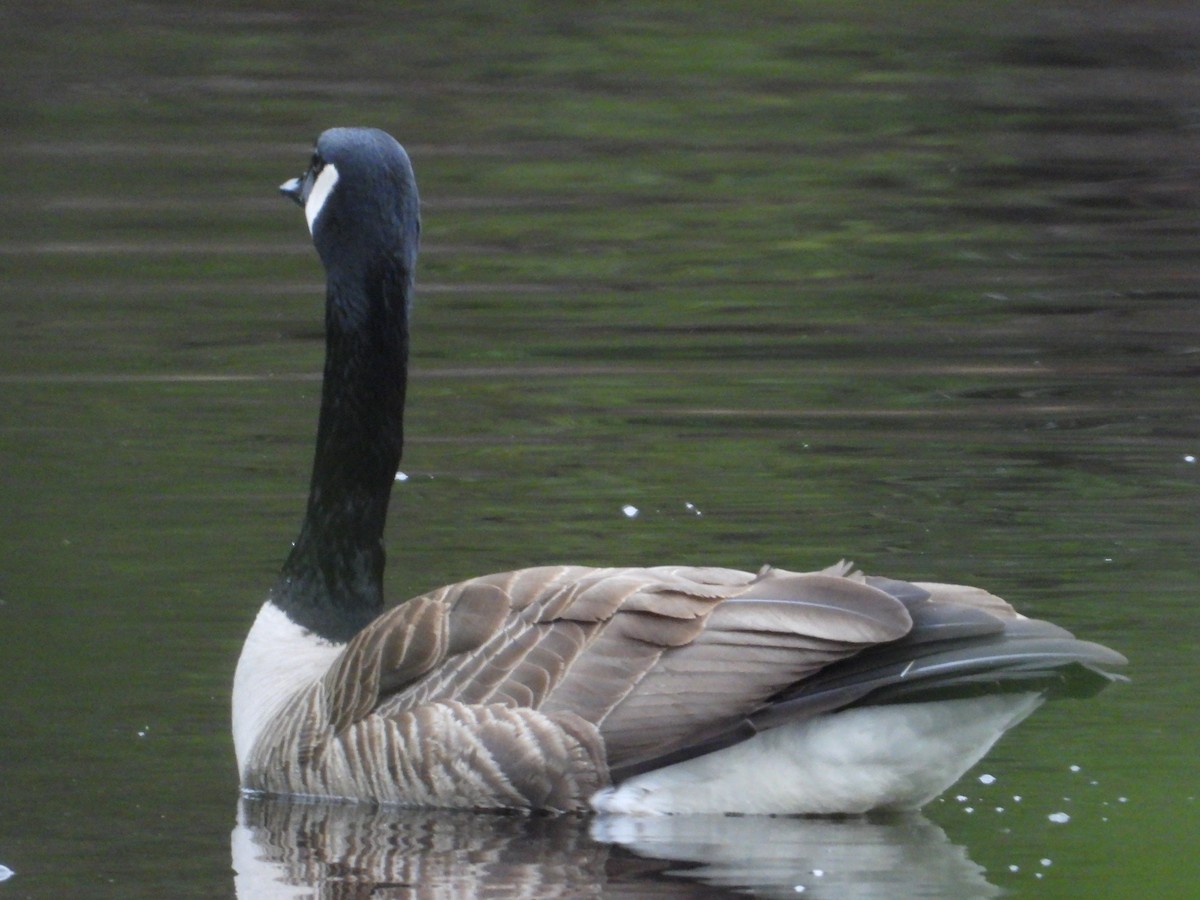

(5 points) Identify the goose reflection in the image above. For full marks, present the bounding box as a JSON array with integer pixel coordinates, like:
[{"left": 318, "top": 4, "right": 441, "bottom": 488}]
[{"left": 232, "top": 795, "right": 999, "bottom": 898}]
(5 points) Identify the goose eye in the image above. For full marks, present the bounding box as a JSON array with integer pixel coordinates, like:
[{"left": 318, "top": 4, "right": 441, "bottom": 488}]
[{"left": 309, "top": 152, "right": 324, "bottom": 174}]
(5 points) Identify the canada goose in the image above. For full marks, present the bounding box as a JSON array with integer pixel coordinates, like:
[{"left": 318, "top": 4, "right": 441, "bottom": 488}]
[{"left": 232, "top": 127, "right": 1126, "bottom": 814}]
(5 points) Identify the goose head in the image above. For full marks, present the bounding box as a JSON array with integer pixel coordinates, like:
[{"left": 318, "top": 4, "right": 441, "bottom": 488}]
[{"left": 280, "top": 127, "right": 420, "bottom": 286}]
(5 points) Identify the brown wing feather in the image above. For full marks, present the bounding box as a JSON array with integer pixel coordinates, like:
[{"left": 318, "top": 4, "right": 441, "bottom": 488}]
[
  {"left": 343, "top": 564, "right": 911, "bottom": 777},
  {"left": 584, "top": 570, "right": 912, "bottom": 767},
  {"left": 321, "top": 595, "right": 448, "bottom": 734}
]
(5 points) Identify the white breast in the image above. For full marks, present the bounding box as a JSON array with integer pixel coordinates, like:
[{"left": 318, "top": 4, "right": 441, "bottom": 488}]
[{"left": 232, "top": 601, "right": 344, "bottom": 777}]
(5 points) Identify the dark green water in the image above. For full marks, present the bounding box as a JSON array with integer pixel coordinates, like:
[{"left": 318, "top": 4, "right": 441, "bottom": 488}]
[{"left": 1, "top": 2, "right": 1197, "bottom": 897}]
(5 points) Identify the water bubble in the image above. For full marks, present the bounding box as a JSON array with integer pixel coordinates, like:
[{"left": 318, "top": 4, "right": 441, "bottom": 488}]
[
  {"left": 683, "top": 501, "right": 703, "bottom": 516},
  {"left": 1184, "top": 454, "right": 1196, "bottom": 464},
  {"left": 393, "top": 471, "right": 409, "bottom": 481},
  {"left": 1069, "top": 764, "right": 1081, "bottom": 773},
  {"left": 811, "top": 869, "right": 824, "bottom": 877},
  {"left": 621, "top": 505, "right": 639, "bottom": 519},
  {"left": 0, "top": 865, "right": 13, "bottom": 882},
  {"left": 979, "top": 773, "right": 996, "bottom": 785},
  {"left": 1008, "top": 864, "right": 1019, "bottom": 873},
  {"left": 1048, "top": 812, "right": 1070, "bottom": 824},
  {"left": 1040, "top": 858, "right": 1052, "bottom": 867}
]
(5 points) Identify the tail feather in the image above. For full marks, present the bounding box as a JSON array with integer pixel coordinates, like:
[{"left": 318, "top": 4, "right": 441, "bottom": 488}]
[{"left": 756, "top": 592, "right": 1127, "bottom": 728}]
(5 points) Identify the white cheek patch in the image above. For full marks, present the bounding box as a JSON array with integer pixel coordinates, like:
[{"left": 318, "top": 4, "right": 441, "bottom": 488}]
[{"left": 305, "top": 162, "right": 340, "bottom": 234}]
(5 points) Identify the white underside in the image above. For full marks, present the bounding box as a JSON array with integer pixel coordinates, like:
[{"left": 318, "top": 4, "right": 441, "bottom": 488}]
[
  {"left": 591, "top": 693, "right": 1044, "bottom": 815},
  {"left": 232, "top": 601, "right": 343, "bottom": 778}
]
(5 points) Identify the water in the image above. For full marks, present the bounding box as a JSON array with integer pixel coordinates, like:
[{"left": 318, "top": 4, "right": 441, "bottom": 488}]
[{"left": 2, "top": 2, "right": 1197, "bottom": 896}]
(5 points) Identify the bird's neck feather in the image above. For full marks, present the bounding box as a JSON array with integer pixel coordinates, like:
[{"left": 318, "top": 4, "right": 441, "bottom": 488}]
[{"left": 272, "top": 252, "right": 412, "bottom": 641}]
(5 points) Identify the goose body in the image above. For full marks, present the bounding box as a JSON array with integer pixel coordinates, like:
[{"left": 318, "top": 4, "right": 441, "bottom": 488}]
[{"left": 233, "top": 128, "right": 1126, "bottom": 814}]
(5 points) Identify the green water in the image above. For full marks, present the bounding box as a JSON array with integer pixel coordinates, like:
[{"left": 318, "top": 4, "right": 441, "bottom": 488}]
[{"left": 1, "top": 2, "right": 1197, "bottom": 896}]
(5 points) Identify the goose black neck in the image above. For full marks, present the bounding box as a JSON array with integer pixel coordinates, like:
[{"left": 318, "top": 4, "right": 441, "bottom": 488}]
[{"left": 272, "top": 254, "right": 411, "bottom": 641}]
